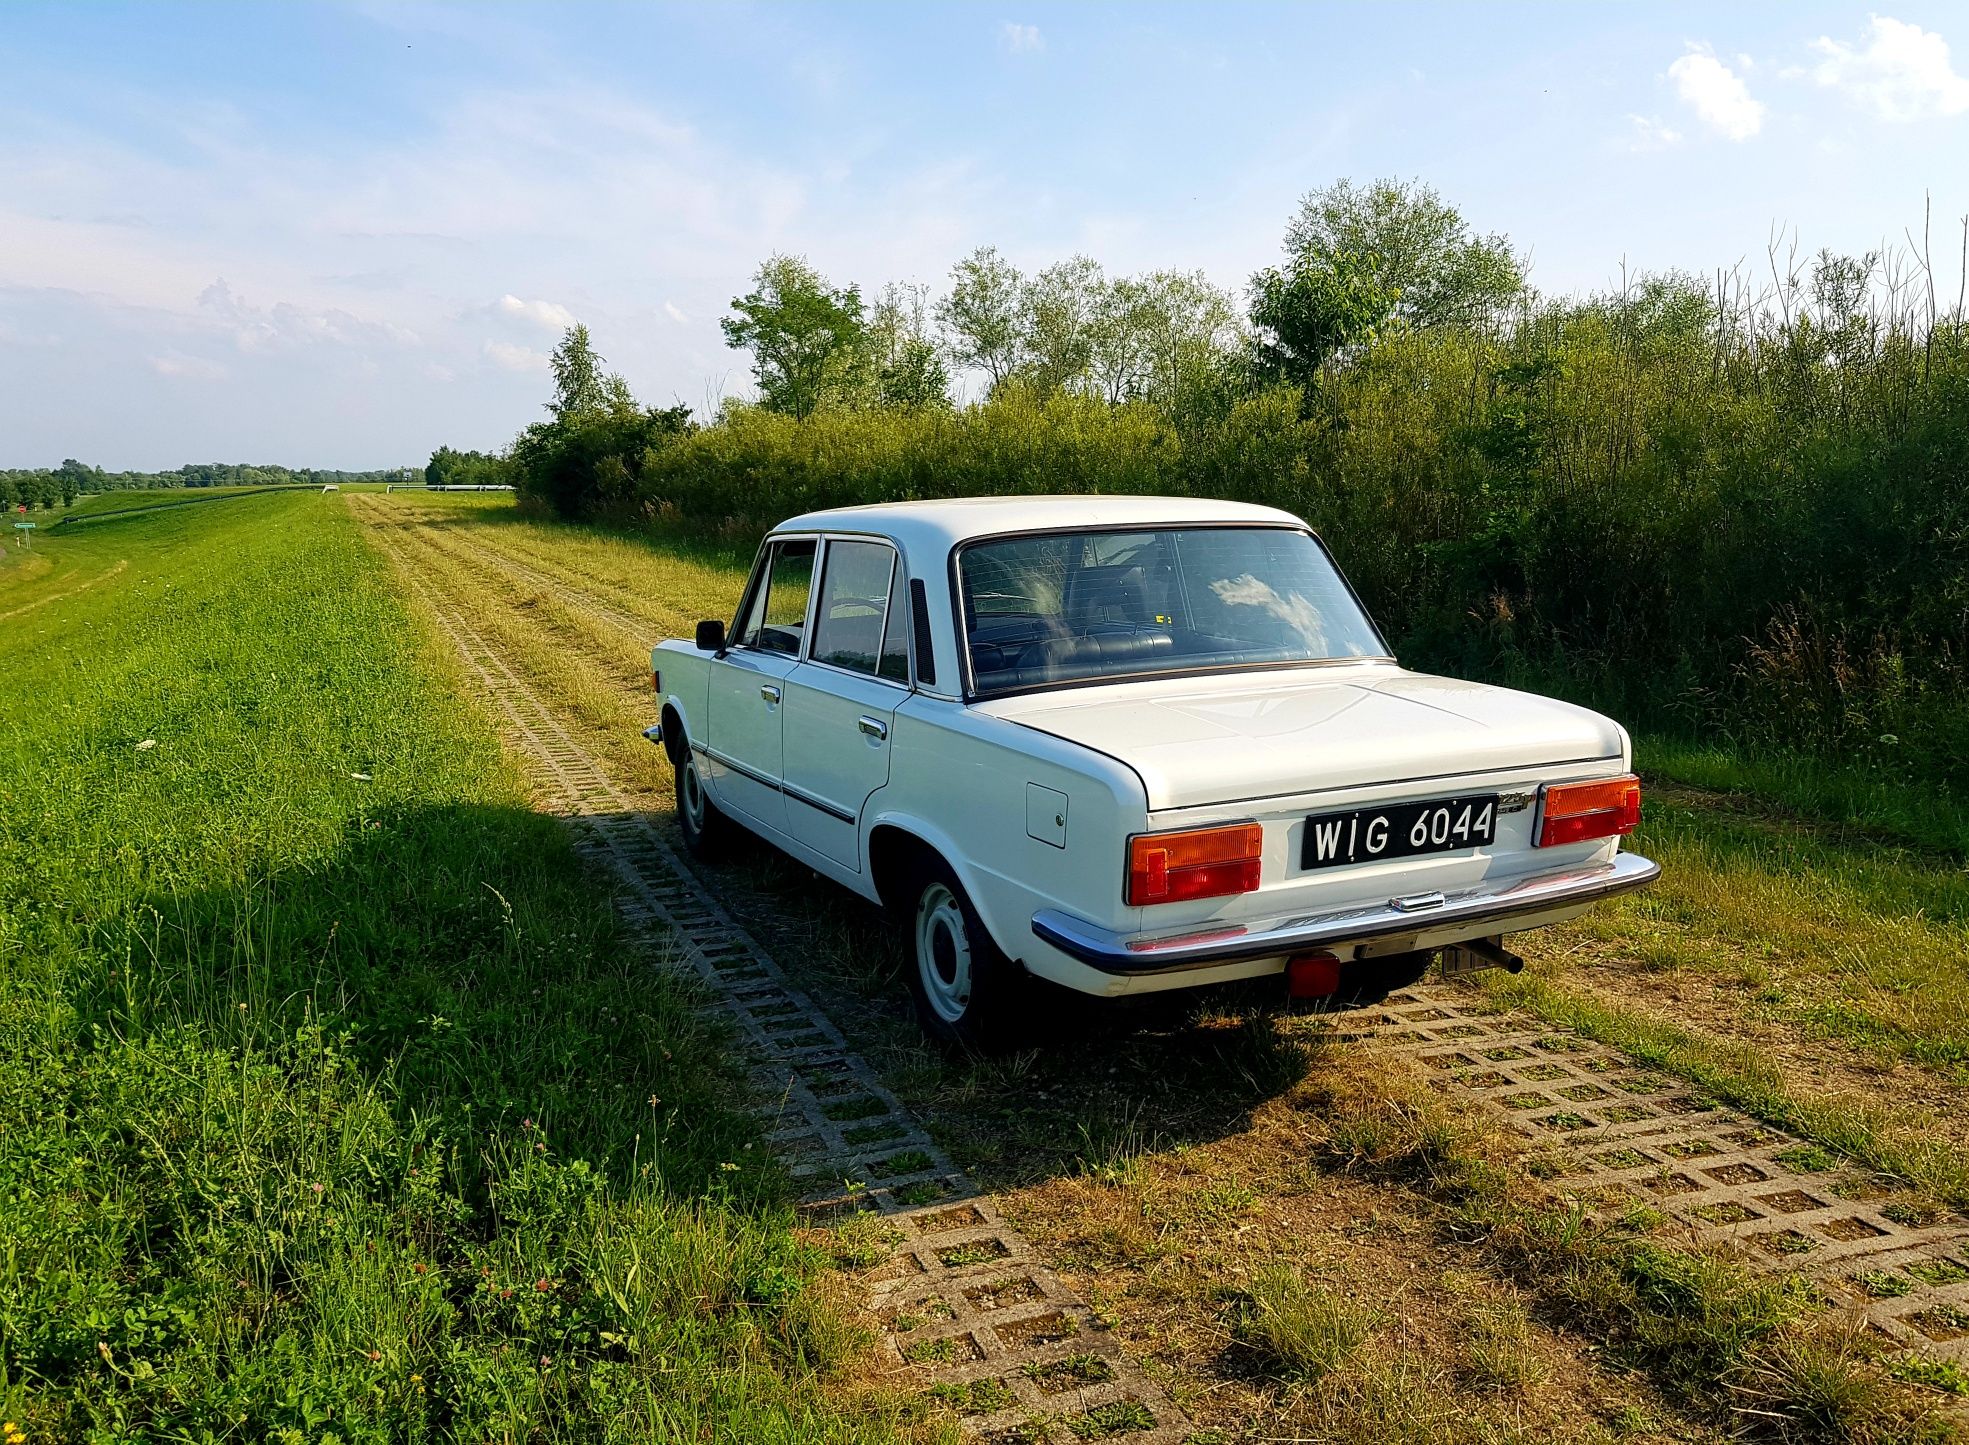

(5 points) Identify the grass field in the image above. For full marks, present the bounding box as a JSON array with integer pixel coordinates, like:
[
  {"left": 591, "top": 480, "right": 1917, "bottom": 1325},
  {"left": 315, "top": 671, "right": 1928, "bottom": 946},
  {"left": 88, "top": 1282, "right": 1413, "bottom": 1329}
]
[
  {"left": 344, "top": 489, "right": 1969, "bottom": 1440},
  {"left": 0, "top": 494, "right": 929, "bottom": 1443}
]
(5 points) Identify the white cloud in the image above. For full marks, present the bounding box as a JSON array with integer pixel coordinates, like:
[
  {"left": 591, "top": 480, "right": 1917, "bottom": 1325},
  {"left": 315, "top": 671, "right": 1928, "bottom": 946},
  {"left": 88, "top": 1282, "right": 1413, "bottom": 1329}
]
[
  {"left": 483, "top": 338, "right": 548, "bottom": 372},
  {"left": 494, "top": 293, "right": 576, "bottom": 330},
  {"left": 1668, "top": 44, "right": 1766, "bottom": 140},
  {"left": 1810, "top": 15, "right": 1969, "bottom": 121},
  {"left": 198, "top": 277, "right": 422, "bottom": 354},
  {"left": 662, "top": 300, "right": 688, "bottom": 324},
  {"left": 1001, "top": 22, "right": 1043, "bottom": 53},
  {"left": 149, "top": 350, "right": 227, "bottom": 380},
  {"left": 1623, "top": 113, "right": 1684, "bottom": 151}
]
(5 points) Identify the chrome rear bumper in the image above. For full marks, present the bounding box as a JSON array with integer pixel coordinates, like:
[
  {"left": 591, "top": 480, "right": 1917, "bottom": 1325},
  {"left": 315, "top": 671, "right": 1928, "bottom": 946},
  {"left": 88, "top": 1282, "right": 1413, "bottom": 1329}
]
[{"left": 1030, "top": 852, "right": 1660, "bottom": 975}]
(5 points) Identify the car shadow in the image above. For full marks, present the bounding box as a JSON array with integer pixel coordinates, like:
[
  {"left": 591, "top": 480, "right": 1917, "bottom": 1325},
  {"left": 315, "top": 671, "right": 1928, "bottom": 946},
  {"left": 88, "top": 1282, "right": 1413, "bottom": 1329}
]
[{"left": 612, "top": 805, "right": 1330, "bottom": 1197}]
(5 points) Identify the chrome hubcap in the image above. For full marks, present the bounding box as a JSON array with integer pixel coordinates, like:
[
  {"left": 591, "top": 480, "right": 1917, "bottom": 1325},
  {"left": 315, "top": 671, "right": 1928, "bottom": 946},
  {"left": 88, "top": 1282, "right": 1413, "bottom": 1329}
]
[{"left": 914, "top": 882, "right": 972, "bottom": 1023}]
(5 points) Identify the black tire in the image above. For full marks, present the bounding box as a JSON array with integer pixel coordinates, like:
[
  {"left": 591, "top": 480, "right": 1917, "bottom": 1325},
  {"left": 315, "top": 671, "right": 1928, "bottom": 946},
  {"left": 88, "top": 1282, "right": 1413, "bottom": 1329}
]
[
  {"left": 902, "top": 860, "right": 1028, "bottom": 1053},
  {"left": 674, "top": 746, "right": 737, "bottom": 861}
]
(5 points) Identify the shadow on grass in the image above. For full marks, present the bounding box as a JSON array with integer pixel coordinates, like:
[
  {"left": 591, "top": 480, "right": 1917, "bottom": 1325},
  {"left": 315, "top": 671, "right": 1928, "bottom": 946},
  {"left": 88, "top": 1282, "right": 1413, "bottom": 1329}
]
[
  {"left": 80, "top": 800, "right": 770, "bottom": 1204},
  {"left": 663, "top": 819, "right": 1322, "bottom": 1197}
]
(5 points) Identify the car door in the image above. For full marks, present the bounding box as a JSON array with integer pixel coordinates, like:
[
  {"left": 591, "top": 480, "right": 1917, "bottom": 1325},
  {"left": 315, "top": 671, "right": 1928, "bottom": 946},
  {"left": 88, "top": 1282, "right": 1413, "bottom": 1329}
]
[
  {"left": 780, "top": 537, "right": 910, "bottom": 870},
  {"left": 704, "top": 536, "right": 816, "bottom": 833}
]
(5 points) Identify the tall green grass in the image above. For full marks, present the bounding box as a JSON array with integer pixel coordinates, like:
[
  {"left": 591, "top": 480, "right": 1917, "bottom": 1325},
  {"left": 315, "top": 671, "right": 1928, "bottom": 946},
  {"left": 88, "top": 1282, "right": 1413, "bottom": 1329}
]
[{"left": 0, "top": 497, "right": 920, "bottom": 1443}]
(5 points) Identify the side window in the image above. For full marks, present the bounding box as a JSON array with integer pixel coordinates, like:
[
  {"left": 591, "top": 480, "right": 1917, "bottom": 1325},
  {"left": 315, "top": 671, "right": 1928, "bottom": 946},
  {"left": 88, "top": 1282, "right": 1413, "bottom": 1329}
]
[
  {"left": 810, "top": 540, "right": 896, "bottom": 676},
  {"left": 736, "top": 538, "right": 816, "bottom": 654}
]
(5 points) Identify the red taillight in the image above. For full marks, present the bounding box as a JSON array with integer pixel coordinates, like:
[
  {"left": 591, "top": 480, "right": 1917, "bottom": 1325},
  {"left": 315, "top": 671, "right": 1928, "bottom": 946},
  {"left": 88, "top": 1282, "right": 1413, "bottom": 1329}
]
[
  {"left": 1536, "top": 775, "right": 1641, "bottom": 847},
  {"left": 651, "top": 669, "right": 662, "bottom": 696},
  {"left": 1126, "top": 823, "right": 1263, "bottom": 906}
]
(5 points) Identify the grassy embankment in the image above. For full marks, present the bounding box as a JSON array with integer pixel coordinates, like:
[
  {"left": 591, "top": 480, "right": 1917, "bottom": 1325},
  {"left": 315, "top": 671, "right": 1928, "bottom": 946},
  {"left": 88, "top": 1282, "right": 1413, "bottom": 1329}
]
[
  {"left": 364, "top": 490, "right": 1968, "bottom": 1437},
  {"left": 0, "top": 493, "right": 929, "bottom": 1443},
  {"left": 56, "top": 485, "right": 341, "bottom": 524}
]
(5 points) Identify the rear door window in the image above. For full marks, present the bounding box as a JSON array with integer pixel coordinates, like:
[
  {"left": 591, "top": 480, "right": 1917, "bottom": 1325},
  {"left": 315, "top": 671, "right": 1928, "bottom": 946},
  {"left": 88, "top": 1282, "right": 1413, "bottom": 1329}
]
[{"left": 810, "top": 539, "right": 897, "bottom": 675}]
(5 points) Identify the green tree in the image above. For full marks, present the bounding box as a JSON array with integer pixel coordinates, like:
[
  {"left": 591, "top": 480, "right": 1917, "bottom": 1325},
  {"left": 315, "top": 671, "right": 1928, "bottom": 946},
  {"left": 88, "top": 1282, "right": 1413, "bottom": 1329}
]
[
  {"left": 866, "top": 284, "right": 951, "bottom": 410},
  {"left": 1086, "top": 275, "right": 1154, "bottom": 404},
  {"left": 1288, "top": 178, "right": 1525, "bottom": 330},
  {"left": 1084, "top": 270, "right": 1239, "bottom": 407},
  {"left": 938, "top": 246, "right": 1026, "bottom": 393},
  {"left": 721, "top": 255, "right": 866, "bottom": 419},
  {"left": 425, "top": 445, "right": 511, "bottom": 487},
  {"left": 56, "top": 458, "right": 98, "bottom": 503},
  {"left": 1020, "top": 256, "right": 1102, "bottom": 397},
  {"left": 1247, "top": 248, "right": 1399, "bottom": 386},
  {"left": 547, "top": 324, "right": 635, "bottom": 422}
]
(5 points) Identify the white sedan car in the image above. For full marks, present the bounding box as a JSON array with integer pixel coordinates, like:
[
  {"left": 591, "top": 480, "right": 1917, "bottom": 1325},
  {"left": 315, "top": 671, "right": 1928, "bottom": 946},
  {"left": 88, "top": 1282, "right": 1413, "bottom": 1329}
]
[{"left": 648, "top": 496, "right": 1657, "bottom": 1049}]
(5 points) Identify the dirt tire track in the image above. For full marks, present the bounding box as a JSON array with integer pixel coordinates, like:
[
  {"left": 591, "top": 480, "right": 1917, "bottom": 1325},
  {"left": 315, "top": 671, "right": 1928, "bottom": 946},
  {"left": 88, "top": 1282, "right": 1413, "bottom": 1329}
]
[{"left": 0, "top": 558, "right": 129, "bottom": 621}]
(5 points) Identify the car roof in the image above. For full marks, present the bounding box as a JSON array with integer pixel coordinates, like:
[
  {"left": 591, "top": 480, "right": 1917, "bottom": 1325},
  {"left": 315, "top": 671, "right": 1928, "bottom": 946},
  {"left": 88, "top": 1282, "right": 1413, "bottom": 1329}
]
[{"left": 772, "top": 494, "right": 1308, "bottom": 556}]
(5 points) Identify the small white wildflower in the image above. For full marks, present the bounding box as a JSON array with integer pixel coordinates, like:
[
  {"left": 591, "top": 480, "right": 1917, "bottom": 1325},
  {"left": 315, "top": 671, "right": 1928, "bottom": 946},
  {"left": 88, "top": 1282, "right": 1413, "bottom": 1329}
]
[{"left": 135, "top": 738, "right": 157, "bottom": 751}]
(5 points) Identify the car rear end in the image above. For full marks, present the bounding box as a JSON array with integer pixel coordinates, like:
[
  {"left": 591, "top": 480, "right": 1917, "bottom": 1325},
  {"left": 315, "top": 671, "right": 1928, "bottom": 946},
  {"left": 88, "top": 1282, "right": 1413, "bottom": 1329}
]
[{"left": 949, "top": 514, "right": 1658, "bottom": 1002}]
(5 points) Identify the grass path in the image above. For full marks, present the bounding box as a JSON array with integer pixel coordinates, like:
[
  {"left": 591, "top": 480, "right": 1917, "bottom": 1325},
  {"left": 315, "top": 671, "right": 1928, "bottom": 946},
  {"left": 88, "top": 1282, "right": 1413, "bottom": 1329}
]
[{"left": 0, "top": 493, "right": 924, "bottom": 1444}]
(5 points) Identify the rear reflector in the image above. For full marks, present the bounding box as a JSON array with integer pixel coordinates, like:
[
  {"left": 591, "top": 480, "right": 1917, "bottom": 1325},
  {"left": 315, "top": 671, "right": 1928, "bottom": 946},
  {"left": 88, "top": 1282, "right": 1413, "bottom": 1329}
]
[
  {"left": 1286, "top": 953, "right": 1341, "bottom": 998},
  {"left": 1536, "top": 774, "right": 1641, "bottom": 847},
  {"left": 1126, "top": 823, "right": 1263, "bottom": 906},
  {"left": 651, "top": 669, "right": 662, "bottom": 695}
]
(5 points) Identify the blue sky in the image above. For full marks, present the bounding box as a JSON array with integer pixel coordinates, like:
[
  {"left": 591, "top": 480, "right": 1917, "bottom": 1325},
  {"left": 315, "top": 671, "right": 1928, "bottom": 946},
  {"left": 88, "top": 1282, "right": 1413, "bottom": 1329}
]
[{"left": 3, "top": 2, "right": 1967, "bottom": 469}]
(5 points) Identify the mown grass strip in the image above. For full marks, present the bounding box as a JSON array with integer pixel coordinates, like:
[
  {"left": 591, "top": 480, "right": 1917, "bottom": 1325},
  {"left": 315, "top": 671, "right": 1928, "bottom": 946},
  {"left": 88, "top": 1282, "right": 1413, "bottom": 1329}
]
[{"left": 0, "top": 496, "right": 927, "bottom": 1444}]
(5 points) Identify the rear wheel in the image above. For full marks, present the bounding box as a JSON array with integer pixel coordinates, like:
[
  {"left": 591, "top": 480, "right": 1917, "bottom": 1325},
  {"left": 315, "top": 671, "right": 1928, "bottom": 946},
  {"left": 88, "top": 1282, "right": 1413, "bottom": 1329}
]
[
  {"left": 674, "top": 747, "right": 737, "bottom": 861},
  {"left": 905, "top": 862, "right": 1025, "bottom": 1052}
]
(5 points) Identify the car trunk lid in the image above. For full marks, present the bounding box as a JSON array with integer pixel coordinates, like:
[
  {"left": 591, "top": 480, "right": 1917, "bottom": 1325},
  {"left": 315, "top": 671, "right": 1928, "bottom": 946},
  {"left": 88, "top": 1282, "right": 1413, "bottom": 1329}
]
[{"left": 982, "top": 664, "right": 1625, "bottom": 811}]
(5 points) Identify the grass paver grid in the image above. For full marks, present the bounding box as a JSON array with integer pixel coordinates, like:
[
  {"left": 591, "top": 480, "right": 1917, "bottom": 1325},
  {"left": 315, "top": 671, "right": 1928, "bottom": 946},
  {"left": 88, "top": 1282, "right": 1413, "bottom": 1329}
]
[
  {"left": 1353, "top": 991, "right": 1969, "bottom": 1362},
  {"left": 367, "top": 511, "right": 1186, "bottom": 1442}
]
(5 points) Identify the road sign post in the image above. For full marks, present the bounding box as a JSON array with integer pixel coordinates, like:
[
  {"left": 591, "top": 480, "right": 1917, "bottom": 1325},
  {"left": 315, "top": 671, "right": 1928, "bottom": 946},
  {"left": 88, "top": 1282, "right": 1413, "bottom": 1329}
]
[{"left": 13, "top": 522, "right": 35, "bottom": 548}]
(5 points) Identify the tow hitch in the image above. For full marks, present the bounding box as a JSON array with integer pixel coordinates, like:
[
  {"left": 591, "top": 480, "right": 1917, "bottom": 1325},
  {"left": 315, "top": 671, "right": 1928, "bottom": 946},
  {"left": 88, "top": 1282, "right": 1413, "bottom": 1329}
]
[{"left": 1439, "top": 936, "right": 1524, "bottom": 979}]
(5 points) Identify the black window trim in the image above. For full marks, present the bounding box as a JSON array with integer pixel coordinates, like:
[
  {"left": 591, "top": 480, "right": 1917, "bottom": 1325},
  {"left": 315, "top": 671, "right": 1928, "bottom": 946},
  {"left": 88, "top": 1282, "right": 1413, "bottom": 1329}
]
[
  {"left": 909, "top": 577, "right": 937, "bottom": 688},
  {"left": 947, "top": 520, "right": 1395, "bottom": 703}
]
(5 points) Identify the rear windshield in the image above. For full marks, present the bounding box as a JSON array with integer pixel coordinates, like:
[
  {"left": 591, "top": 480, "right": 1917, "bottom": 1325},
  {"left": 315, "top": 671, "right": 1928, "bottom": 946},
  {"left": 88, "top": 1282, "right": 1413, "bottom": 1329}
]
[{"left": 958, "top": 526, "right": 1387, "bottom": 695}]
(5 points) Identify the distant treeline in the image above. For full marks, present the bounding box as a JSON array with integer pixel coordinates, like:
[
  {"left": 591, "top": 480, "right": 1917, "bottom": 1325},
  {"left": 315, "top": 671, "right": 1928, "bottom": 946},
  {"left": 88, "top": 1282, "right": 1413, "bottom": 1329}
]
[
  {"left": 1, "top": 459, "right": 412, "bottom": 510},
  {"left": 439, "top": 179, "right": 1969, "bottom": 785}
]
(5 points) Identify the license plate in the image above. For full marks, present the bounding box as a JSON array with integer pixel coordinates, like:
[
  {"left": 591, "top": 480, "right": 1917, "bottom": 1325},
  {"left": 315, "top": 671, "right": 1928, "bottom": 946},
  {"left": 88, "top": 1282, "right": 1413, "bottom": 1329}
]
[{"left": 1300, "top": 793, "right": 1498, "bottom": 871}]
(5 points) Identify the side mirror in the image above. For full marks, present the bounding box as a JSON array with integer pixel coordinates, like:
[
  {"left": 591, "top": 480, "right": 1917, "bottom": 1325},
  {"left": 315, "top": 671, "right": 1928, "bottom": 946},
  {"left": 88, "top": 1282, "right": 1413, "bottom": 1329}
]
[{"left": 695, "top": 619, "right": 726, "bottom": 651}]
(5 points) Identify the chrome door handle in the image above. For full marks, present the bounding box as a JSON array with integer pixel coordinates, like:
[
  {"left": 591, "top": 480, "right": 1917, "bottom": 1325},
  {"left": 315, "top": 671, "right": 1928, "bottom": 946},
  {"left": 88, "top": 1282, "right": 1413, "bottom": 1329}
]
[
  {"left": 857, "top": 715, "right": 888, "bottom": 740},
  {"left": 760, "top": 684, "right": 781, "bottom": 703}
]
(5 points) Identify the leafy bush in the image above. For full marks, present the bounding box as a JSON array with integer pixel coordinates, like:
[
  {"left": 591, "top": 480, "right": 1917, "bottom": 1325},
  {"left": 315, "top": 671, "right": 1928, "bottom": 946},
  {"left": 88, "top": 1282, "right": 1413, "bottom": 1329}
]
[{"left": 567, "top": 302, "right": 1969, "bottom": 788}]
